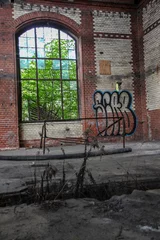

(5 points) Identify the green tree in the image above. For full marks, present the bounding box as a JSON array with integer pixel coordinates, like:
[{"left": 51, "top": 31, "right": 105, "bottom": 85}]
[{"left": 20, "top": 37, "right": 78, "bottom": 121}]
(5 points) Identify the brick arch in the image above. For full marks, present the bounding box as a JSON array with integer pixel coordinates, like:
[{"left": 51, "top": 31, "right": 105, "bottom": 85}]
[{"left": 14, "top": 11, "right": 82, "bottom": 37}]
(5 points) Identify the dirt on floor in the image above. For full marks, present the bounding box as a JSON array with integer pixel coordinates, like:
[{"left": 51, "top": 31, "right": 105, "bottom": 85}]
[{"left": 0, "top": 190, "right": 160, "bottom": 240}]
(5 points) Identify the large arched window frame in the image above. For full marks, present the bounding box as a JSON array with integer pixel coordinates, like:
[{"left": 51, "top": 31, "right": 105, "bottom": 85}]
[{"left": 16, "top": 22, "right": 79, "bottom": 122}]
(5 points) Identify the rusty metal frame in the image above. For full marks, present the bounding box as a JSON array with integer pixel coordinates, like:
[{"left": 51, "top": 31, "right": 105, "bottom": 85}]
[{"left": 40, "top": 117, "right": 126, "bottom": 154}]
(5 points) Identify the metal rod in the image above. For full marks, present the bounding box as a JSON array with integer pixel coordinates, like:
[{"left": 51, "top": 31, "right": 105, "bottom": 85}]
[{"left": 123, "top": 117, "right": 125, "bottom": 149}]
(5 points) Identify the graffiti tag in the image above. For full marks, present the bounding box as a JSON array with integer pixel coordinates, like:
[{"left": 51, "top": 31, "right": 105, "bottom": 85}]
[{"left": 93, "top": 90, "right": 137, "bottom": 136}]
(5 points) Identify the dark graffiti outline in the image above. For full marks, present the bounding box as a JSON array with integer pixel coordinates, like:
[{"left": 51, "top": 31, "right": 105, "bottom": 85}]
[{"left": 93, "top": 90, "right": 137, "bottom": 136}]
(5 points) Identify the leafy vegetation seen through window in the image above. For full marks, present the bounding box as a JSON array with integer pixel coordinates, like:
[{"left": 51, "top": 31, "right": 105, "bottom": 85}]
[{"left": 18, "top": 27, "right": 79, "bottom": 121}]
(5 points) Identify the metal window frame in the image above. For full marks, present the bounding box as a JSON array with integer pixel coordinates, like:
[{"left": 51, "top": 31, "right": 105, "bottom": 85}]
[{"left": 16, "top": 22, "right": 79, "bottom": 123}]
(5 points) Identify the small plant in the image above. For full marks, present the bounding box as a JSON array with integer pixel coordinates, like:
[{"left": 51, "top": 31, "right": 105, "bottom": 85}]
[
  {"left": 30, "top": 126, "right": 103, "bottom": 203},
  {"left": 32, "top": 163, "right": 58, "bottom": 202},
  {"left": 74, "top": 126, "right": 99, "bottom": 198}
]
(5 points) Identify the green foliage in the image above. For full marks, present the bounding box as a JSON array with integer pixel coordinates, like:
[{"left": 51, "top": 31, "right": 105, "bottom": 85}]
[{"left": 20, "top": 34, "right": 78, "bottom": 121}]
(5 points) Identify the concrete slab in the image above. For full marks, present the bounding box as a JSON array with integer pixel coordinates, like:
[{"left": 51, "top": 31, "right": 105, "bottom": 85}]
[
  {"left": 0, "top": 141, "right": 160, "bottom": 195},
  {"left": 147, "top": 189, "right": 160, "bottom": 195}
]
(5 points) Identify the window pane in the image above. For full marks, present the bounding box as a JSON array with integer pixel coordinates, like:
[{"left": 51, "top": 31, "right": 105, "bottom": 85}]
[
  {"left": 68, "top": 39, "right": 75, "bottom": 49},
  {"left": 19, "top": 38, "right": 27, "bottom": 47},
  {"left": 19, "top": 48, "right": 27, "bottom": 57},
  {"left": 38, "top": 69, "right": 60, "bottom": 80},
  {"left": 19, "top": 26, "right": 78, "bottom": 121},
  {"left": 21, "top": 80, "right": 37, "bottom": 121},
  {"left": 19, "top": 48, "right": 35, "bottom": 58},
  {"left": 51, "top": 28, "right": 58, "bottom": 39},
  {"left": 19, "top": 29, "right": 35, "bottom": 57},
  {"left": 37, "top": 38, "right": 45, "bottom": 48},
  {"left": 28, "top": 48, "right": 35, "bottom": 57},
  {"left": 38, "top": 60, "right": 61, "bottom": 79},
  {"left": 20, "top": 32, "right": 27, "bottom": 38},
  {"left": 60, "top": 34, "right": 76, "bottom": 59},
  {"left": 62, "top": 60, "right": 69, "bottom": 70},
  {"left": 27, "top": 38, "right": 35, "bottom": 47},
  {"left": 69, "top": 60, "right": 77, "bottom": 79},
  {"left": 70, "top": 81, "right": 77, "bottom": 90},
  {"left": 52, "top": 70, "right": 60, "bottom": 79},
  {"left": 37, "top": 48, "right": 45, "bottom": 58},
  {"left": 61, "top": 60, "right": 76, "bottom": 79},
  {"left": 26, "top": 29, "right": 34, "bottom": 38},
  {"left": 45, "top": 39, "right": 59, "bottom": 58},
  {"left": 44, "top": 27, "right": 52, "bottom": 39},
  {"left": 20, "top": 59, "right": 28, "bottom": 69},
  {"left": 62, "top": 70, "right": 69, "bottom": 79},
  {"left": 60, "top": 40, "right": 69, "bottom": 59},
  {"left": 21, "top": 59, "right": 36, "bottom": 79},
  {"left": 36, "top": 28, "right": 44, "bottom": 38},
  {"left": 38, "top": 69, "right": 50, "bottom": 79},
  {"left": 38, "top": 81, "right": 62, "bottom": 120},
  {"left": 63, "top": 81, "right": 78, "bottom": 119},
  {"left": 52, "top": 60, "right": 60, "bottom": 70},
  {"left": 37, "top": 59, "right": 45, "bottom": 69},
  {"left": 60, "top": 32, "right": 68, "bottom": 40},
  {"left": 68, "top": 49, "right": 76, "bottom": 59}
]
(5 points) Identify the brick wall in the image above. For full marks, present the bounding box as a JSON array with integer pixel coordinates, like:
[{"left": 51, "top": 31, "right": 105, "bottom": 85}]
[
  {"left": 93, "top": 11, "right": 134, "bottom": 103},
  {"left": 1, "top": 0, "right": 157, "bottom": 149},
  {"left": 20, "top": 121, "right": 82, "bottom": 141},
  {"left": 12, "top": 1, "right": 84, "bottom": 146},
  {"left": 0, "top": 4, "right": 19, "bottom": 149},
  {"left": 142, "top": 0, "right": 160, "bottom": 140},
  {"left": 13, "top": 3, "right": 82, "bottom": 25}
]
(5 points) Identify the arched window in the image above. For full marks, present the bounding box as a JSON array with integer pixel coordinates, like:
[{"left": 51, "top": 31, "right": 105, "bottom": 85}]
[{"left": 17, "top": 25, "right": 79, "bottom": 121}]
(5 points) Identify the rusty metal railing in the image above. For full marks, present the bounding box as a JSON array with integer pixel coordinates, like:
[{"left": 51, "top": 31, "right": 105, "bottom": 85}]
[{"left": 40, "top": 117, "right": 126, "bottom": 154}]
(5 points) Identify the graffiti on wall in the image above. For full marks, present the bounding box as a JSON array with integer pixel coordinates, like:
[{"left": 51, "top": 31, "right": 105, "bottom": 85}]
[{"left": 93, "top": 90, "right": 137, "bottom": 136}]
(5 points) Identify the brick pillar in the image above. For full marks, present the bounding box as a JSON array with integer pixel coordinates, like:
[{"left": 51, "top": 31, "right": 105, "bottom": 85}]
[
  {"left": 131, "top": 9, "right": 148, "bottom": 141},
  {"left": 81, "top": 9, "right": 96, "bottom": 119},
  {"left": 0, "top": 4, "right": 19, "bottom": 149}
]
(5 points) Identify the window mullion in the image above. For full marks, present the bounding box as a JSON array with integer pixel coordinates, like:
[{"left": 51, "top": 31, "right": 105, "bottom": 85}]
[
  {"left": 59, "top": 30, "right": 64, "bottom": 120},
  {"left": 35, "top": 27, "right": 40, "bottom": 120}
]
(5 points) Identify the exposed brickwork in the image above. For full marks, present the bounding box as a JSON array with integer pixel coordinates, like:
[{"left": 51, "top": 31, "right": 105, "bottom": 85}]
[
  {"left": 93, "top": 11, "right": 131, "bottom": 34},
  {"left": 13, "top": 2, "right": 82, "bottom": 25},
  {"left": 80, "top": 9, "right": 97, "bottom": 120},
  {"left": 143, "top": 0, "right": 160, "bottom": 30},
  {"left": 20, "top": 121, "right": 83, "bottom": 141},
  {"left": 130, "top": 9, "right": 149, "bottom": 141},
  {"left": 142, "top": 0, "right": 160, "bottom": 140},
  {"left": 0, "top": 4, "right": 19, "bottom": 149},
  {"left": 146, "top": 109, "right": 160, "bottom": 140},
  {"left": 94, "top": 38, "right": 133, "bottom": 93},
  {"left": 93, "top": 32, "right": 132, "bottom": 39},
  {"left": 13, "top": 9, "right": 84, "bottom": 145},
  {"left": 0, "top": 0, "right": 160, "bottom": 149},
  {"left": 93, "top": 11, "right": 134, "bottom": 109}
]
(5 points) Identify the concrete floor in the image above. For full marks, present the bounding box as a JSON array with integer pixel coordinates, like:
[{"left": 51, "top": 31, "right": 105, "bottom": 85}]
[{"left": 0, "top": 141, "right": 160, "bottom": 194}]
